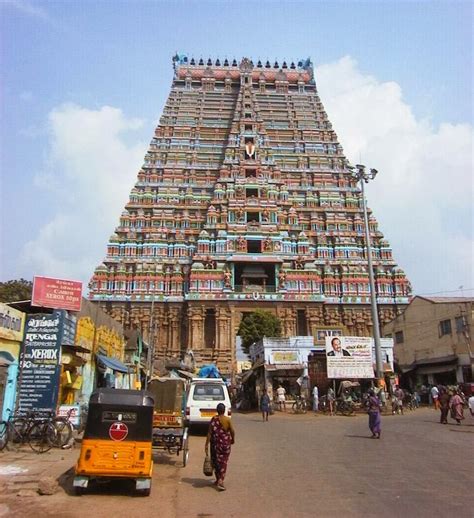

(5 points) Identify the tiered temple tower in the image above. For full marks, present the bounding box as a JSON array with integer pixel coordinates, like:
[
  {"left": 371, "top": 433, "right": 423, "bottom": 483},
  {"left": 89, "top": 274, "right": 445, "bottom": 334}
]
[{"left": 89, "top": 55, "right": 411, "bottom": 374}]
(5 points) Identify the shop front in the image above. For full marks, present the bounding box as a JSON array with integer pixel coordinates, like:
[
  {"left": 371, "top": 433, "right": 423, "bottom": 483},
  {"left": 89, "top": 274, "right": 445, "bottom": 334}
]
[
  {"left": 0, "top": 303, "right": 25, "bottom": 420},
  {"left": 249, "top": 337, "right": 314, "bottom": 403}
]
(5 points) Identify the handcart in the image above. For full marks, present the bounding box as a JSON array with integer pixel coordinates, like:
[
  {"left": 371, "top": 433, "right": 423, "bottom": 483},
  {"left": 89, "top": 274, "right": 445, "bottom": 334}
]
[{"left": 148, "top": 377, "right": 189, "bottom": 467}]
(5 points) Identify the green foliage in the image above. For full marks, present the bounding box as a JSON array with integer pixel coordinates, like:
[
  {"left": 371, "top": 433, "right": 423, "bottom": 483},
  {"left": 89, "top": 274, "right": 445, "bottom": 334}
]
[
  {"left": 0, "top": 278, "right": 33, "bottom": 303},
  {"left": 238, "top": 310, "right": 282, "bottom": 351}
]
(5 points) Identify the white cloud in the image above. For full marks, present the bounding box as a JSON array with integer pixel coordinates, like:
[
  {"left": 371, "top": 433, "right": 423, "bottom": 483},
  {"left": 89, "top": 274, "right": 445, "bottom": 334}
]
[
  {"left": 315, "top": 56, "right": 474, "bottom": 294},
  {"left": 21, "top": 104, "right": 148, "bottom": 286},
  {"left": 3, "top": 0, "right": 52, "bottom": 22}
]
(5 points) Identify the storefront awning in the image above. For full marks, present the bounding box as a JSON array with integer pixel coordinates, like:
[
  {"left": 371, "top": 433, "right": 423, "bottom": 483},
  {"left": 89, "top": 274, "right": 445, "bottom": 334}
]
[
  {"left": 96, "top": 353, "right": 130, "bottom": 373},
  {"left": 416, "top": 364, "right": 457, "bottom": 376},
  {"left": 265, "top": 363, "right": 304, "bottom": 371}
]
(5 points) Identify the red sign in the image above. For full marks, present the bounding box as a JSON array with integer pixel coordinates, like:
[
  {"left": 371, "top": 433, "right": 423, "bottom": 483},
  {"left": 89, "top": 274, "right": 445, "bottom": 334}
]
[
  {"left": 32, "top": 276, "right": 83, "bottom": 312},
  {"left": 109, "top": 422, "right": 129, "bottom": 441}
]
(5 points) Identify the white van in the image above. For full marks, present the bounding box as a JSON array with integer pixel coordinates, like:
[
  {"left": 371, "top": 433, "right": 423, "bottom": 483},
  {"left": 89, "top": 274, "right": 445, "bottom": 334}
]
[{"left": 186, "top": 378, "right": 232, "bottom": 426}]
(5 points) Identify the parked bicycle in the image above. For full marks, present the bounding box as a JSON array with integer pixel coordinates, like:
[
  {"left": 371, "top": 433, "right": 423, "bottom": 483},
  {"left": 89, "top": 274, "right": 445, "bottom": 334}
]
[
  {"left": 335, "top": 398, "right": 355, "bottom": 416},
  {"left": 318, "top": 395, "right": 329, "bottom": 413},
  {"left": 51, "top": 408, "right": 75, "bottom": 448},
  {"left": 292, "top": 395, "right": 308, "bottom": 414},
  {"left": 0, "top": 410, "right": 57, "bottom": 453}
]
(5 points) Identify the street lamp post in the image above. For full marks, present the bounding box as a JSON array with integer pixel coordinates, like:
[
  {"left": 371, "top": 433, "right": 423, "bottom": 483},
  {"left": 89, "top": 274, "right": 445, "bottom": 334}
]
[
  {"left": 351, "top": 164, "right": 384, "bottom": 381},
  {"left": 144, "top": 292, "right": 156, "bottom": 390}
]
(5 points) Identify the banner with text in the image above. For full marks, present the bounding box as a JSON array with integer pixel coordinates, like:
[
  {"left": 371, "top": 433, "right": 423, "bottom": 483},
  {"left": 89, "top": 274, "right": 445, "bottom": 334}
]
[
  {"left": 17, "top": 311, "right": 63, "bottom": 413},
  {"left": 325, "top": 336, "right": 374, "bottom": 379},
  {"left": 32, "top": 276, "right": 83, "bottom": 312}
]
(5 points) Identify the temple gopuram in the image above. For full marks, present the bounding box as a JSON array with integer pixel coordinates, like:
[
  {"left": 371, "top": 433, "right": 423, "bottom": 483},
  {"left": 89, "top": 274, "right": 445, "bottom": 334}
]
[{"left": 89, "top": 55, "right": 411, "bottom": 374}]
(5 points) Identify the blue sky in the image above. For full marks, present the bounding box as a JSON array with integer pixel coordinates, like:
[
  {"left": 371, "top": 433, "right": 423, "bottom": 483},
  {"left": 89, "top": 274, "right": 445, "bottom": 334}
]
[{"left": 1, "top": 0, "right": 473, "bottom": 296}]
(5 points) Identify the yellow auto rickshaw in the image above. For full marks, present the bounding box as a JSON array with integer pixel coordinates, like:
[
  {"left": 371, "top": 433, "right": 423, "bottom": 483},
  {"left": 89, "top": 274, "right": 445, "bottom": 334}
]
[{"left": 73, "top": 388, "right": 154, "bottom": 495}]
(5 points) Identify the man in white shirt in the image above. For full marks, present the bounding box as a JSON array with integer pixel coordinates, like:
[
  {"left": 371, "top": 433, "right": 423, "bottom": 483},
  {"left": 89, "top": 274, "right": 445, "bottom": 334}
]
[
  {"left": 312, "top": 385, "right": 319, "bottom": 413},
  {"left": 431, "top": 385, "right": 439, "bottom": 410},
  {"left": 276, "top": 385, "right": 286, "bottom": 411}
]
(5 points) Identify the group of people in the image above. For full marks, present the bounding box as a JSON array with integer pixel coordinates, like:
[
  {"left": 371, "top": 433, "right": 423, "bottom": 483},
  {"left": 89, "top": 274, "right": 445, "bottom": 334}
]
[{"left": 431, "top": 384, "right": 471, "bottom": 425}]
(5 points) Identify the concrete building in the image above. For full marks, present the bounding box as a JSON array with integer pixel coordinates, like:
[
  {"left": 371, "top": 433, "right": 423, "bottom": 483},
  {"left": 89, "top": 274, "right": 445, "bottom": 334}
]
[
  {"left": 383, "top": 296, "right": 473, "bottom": 386},
  {"left": 249, "top": 336, "right": 314, "bottom": 396}
]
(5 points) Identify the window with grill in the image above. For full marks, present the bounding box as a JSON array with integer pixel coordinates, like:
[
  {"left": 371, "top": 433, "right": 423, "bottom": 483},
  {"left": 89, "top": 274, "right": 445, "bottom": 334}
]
[{"left": 439, "top": 319, "right": 452, "bottom": 337}]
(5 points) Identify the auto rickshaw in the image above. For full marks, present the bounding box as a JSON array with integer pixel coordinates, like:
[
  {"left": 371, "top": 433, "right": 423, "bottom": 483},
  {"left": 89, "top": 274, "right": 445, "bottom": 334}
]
[
  {"left": 148, "top": 377, "right": 189, "bottom": 467},
  {"left": 73, "top": 388, "right": 154, "bottom": 496}
]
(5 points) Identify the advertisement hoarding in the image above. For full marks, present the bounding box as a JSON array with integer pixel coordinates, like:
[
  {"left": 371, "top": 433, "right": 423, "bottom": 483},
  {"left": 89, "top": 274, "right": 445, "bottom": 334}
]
[
  {"left": 325, "top": 336, "right": 374, "bottom": 379},
  {"left": 32, "top": 276, "right": 83, "bottom": 312},
  {"left": 17, "top": 311, "right": 63, "bottom": 413}
]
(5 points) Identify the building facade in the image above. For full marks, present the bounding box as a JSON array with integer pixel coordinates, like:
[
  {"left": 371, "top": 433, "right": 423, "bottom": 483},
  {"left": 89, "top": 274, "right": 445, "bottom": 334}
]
[
  {"left": 0, "top": 303, "right": 25, "bottom": 420},
  {"left": 89, "top": 55, "right": 411, "bottom": 375},
  {"left": 383, "top": 296, "right": 473, "bottom": 386}
]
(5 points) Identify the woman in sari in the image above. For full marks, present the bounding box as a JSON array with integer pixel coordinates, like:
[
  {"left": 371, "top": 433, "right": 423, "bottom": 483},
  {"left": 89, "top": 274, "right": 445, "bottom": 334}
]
[
  {"left": 449, "top": 391, "right": 465, "bottom": 425},
  {"left": 439, "top": 388, "right": 450, "bottom": 424},
  {"left": 205, "top": 403, "right": 235, "bottom": 491},
  {"left": 367, "top": 389, "right": 382, "bottom": 439}
]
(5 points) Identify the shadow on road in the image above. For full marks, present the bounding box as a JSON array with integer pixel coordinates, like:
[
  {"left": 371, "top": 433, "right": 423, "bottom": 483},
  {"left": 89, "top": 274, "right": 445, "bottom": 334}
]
[
  {"left": 344, "top": 434, "right": 373, "bottom": 439},
  {"left": 180, "top": 477, "right": 215, "bottom": 489},
  {"left": 58, "top": 466, "right": 75, "bottom": 496}
]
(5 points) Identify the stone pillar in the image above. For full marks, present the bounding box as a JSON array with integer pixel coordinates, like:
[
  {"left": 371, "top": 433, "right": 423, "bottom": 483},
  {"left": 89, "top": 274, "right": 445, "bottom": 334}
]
[
  {"left": 188, "top": 306, "right": 205, "bottom": 350},
  {"left": 168, "top": 307, "right": 181, "bottom": 354}
]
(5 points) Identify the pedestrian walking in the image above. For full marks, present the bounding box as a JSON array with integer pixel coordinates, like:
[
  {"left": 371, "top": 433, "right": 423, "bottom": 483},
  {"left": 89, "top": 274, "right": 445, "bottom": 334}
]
[
  {"left": 260, "top": 391, "right": 271, "bottom": 422},
  {"left": 276, "top": 385, "right": 286, "bottom": 411},
  {"left": 327, "top": 386, "right": 335, "bottom": 416},
  {"left": 205, "top": 403, "right": 235, "bottom": 491},
  {"left": 439, "top": 388, "right": 450, "bottom": 424},
  {"left": 449, "top": 391, "right": 465, "bottom": 425},
  {"left": 392, "top": 386, "right": 404, "bottom": 415},
  {"left": 312, "top": 385, "right": 319, "bottom": 413},
  {"left": 431, "top": 385, "right": 440, "bottom": 410},
  {"left": 468, "top": 393, "right": 474, "bottom": 417},
  {"left": 367, "top": 389, "right": 382, "bottom": 439}
]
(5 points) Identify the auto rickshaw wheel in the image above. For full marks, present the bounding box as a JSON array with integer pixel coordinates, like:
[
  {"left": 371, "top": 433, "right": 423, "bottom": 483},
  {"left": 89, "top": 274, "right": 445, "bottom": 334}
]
[
  {"left": 74, "top": 486, "right": 85, "bottom": 496},
  {"left": 138, "top": 488, "right": 151, "bottom": 497}
]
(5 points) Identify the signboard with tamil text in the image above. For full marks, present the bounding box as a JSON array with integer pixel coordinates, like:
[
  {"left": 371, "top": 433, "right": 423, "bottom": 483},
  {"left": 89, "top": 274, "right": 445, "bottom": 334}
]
[
  {"left": 17, "top": 311, "right": 64, "bottom": 413},
  {"left": 271, "top": 351, "right": 299, "bottom": 364},
  {"left": 32, "top": 276, "right": 83, "bottom": 312},
  {"left": 325, "top": 336, "right": 374, "bottom": 379}
]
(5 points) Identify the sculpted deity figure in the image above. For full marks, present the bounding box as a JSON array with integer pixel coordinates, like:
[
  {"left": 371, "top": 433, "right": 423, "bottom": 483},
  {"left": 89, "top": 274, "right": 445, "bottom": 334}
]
[
  {"left": 237, "top": 235, "right": 247, "bottom": 251},
  {"left": 278, "top": 269, "right": 286, "bottom": 286},
  {"left": 223, "top": 269, "right": 232, "bottom": 288},
  {"left": 263, "top": 237, "right": 272, "bottom": 252},
  {"left": 236, "top": 207, "right": 245, "bottom": 222}
]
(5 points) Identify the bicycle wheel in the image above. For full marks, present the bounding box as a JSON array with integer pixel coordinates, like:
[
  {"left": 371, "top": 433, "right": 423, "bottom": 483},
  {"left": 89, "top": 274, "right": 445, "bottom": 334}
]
[
  {"left": 51, "top": 419, "right": 73, "bottom": 448},
  {"left": 0, "top": 421, "right": 8, "bottom": 451},
  {"left": 8, "top": 417, "right": 27, "bottom": 445},
  {"left": 28, "top": 422, "right": 56, "bottom": 453}
]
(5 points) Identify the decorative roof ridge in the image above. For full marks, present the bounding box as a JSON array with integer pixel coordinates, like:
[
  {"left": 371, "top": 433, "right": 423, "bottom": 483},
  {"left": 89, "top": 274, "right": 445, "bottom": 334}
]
[{"left": 172, "top": 53, "right": 313, "bottom": 75}]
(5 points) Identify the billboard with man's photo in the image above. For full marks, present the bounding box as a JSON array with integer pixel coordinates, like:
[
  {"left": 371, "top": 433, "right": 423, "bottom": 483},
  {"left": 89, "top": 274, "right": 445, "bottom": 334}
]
[{"left": 325, "top": 336, "right": 374, "bottom": 379}]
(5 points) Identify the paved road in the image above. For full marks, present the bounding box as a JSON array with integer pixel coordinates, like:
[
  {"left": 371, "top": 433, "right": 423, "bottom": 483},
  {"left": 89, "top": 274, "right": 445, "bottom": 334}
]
[{"left": 0, "top": 408, "right": 472, "bottom": 517}]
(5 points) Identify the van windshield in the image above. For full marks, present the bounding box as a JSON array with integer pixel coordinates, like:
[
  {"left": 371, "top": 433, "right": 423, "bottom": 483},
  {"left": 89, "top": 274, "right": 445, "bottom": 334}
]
[{"left": 192, "top": 384, "right": 225, "bottom": 401}]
